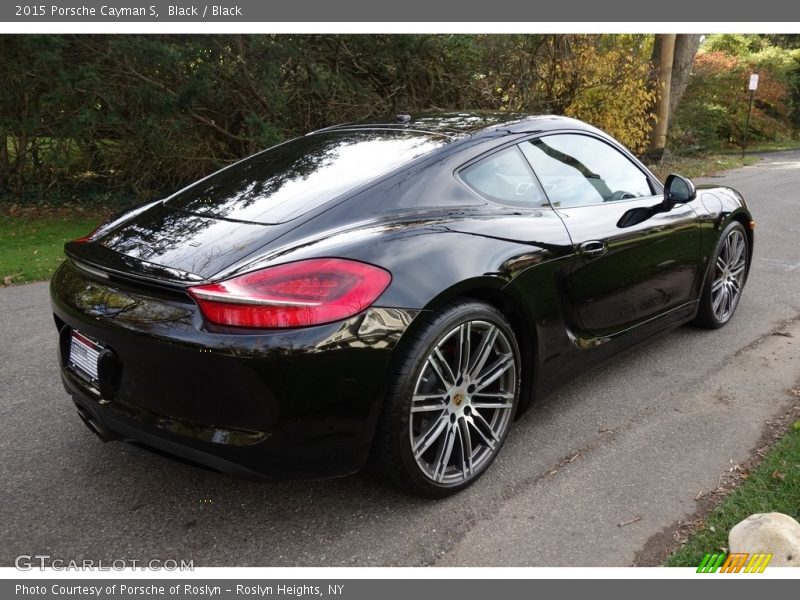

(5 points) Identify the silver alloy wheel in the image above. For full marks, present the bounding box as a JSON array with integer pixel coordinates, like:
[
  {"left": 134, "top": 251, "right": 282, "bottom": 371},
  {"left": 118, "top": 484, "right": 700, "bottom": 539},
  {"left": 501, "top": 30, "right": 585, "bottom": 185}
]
[
  {"left": 711, "top": 228, "right": 747, "bottom": 322},
  {"left": 409, "top": 320, "right": 517, "bottom": 486}
]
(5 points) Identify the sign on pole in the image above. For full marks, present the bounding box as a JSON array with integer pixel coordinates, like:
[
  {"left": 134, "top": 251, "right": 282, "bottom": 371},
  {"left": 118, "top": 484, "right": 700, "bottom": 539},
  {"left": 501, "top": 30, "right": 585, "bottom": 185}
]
[{"left": 743, "top": 74, "right": 758, "bottom": 157}]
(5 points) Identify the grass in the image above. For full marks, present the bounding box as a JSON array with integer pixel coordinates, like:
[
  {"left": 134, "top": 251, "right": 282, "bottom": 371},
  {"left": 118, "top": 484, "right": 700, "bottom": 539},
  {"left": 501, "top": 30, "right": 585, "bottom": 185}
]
[
  {"left": 648, "top": 141, "right": 800, "bottom": 182},
  {"left": 0, "top": 208, "right": 106, "bottom": 286},
  {"left": 665, "top": 422, "right": 800, "bottom": 567},
  {"left": 647, "top": 153, "right": 759, "bottom": 182},
  {"left": 723, "top": 140, "right": 800, "bottom": 154}
]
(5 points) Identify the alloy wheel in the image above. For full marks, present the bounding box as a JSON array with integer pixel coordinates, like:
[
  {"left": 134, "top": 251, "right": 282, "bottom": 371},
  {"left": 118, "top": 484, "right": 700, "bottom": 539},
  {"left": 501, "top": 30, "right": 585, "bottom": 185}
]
[
  {"left": 409, "top": 320, "right": 517, "bottom": 486},
  {"left": 711, "top": 228, "right": 747, "bottom": 322}
]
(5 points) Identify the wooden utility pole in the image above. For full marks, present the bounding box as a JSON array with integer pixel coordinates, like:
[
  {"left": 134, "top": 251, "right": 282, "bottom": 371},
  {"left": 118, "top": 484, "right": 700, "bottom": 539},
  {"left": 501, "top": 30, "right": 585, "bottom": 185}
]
[{"left": 649, "top": 34, "right": 676, "bottom": 162}]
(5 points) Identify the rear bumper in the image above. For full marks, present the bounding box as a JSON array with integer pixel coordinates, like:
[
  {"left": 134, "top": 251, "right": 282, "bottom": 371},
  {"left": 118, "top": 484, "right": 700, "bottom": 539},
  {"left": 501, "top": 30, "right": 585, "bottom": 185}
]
[
  {"left": 50, "top": 262, "right": 417, "bottom": 479},
  {"left": 68, "top": 382, "right": 276, "bottom": 479}
]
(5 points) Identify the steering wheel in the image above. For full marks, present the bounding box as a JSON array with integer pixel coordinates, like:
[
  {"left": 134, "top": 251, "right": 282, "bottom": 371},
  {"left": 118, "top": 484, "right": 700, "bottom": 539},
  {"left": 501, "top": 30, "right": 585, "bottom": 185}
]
[
  {"left": 515, "top": 182, "right": 534, "bottom": 196},
  {"left": 606, "top": 190, "right": 637, "bottom": 201}
]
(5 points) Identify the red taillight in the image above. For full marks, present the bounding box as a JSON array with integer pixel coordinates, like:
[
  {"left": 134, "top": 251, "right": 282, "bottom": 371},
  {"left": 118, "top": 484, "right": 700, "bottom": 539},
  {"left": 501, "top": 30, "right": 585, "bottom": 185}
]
[
  {"left": 187, "top": 258, "right": 392, "bottom": 329},
  {"left": 72, "top": 224, "right": 103, "bottom": 243}
]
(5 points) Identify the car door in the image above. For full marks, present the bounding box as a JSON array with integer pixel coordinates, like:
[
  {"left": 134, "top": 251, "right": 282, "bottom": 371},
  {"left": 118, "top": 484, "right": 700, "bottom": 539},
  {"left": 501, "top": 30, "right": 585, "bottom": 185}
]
[{"left": 519, "top": 133, "right": 702, "bottom": 337}]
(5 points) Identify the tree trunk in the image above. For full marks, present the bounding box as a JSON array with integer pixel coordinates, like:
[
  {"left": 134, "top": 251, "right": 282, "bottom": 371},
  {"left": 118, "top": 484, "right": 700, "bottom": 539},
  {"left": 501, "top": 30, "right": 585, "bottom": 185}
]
[
  {"left": 0, "top": 129, "right": 8, "bottom": 190},
  {"left": 668, "top": 34, "right": 703, "bottom": 122},
  {"left": 646, "top": 34, "right": 702, "bottom": 161},
  {"left": 12, "top": 133, "right": 28, "bottom": 198},
  {"left": 648, "top": 34, "right": 676, "bottom": 162}
]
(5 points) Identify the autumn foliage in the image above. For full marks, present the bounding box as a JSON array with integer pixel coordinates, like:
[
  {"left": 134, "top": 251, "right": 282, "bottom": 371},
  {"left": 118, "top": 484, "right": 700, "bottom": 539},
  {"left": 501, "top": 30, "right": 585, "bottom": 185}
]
[{"left": 670, "top": 37, "right": 800, "bottom": 152}]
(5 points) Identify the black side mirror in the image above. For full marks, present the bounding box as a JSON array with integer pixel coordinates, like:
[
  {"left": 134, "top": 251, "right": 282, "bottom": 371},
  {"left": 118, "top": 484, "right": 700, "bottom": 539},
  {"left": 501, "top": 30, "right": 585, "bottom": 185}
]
[{"left": 664, "top": 173, "right": 696, "bottom": 205}]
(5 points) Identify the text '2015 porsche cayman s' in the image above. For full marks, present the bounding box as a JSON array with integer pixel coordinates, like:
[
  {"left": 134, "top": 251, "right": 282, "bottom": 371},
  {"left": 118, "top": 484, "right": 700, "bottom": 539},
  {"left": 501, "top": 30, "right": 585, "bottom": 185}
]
[{"left": 51, "top": 113, "right": 753, "bottom": 496}]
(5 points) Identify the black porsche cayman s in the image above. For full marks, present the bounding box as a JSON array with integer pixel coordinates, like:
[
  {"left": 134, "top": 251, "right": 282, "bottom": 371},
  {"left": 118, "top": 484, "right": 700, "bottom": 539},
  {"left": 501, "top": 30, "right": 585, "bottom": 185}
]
[{"left": 50, "top": 113, "right": 753, "bottom": 497}]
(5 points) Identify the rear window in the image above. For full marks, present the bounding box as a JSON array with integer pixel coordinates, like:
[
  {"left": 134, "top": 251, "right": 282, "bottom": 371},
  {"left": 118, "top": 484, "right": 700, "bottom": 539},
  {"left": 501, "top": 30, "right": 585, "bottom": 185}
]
[{"left": 165, "top": 130, "right": 451, "bottom": 224}]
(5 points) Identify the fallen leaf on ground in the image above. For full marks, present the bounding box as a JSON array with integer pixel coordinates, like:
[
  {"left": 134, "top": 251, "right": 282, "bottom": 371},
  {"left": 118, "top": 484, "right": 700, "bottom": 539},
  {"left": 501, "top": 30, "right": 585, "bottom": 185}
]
[{"left": 772, "top": 470, "right": 786, "bottom": 481}]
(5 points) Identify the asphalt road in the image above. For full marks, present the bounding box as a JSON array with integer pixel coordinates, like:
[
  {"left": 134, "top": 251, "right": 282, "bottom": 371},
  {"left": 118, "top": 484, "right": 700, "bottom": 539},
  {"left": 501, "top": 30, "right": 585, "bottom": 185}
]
[{"left": 2, "top": 152, "right": 800, "bottom": 567}]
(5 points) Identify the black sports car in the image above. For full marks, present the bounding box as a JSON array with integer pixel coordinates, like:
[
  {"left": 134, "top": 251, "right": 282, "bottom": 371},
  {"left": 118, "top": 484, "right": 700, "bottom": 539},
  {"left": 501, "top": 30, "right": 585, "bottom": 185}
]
[{"left": 50, "top": 113, "right": 753, "bottom": 497}]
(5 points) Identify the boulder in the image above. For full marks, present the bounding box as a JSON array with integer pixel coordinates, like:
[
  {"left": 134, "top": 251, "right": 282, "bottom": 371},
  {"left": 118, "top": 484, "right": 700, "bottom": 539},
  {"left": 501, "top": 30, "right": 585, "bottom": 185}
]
[{"left": 728, "top": 512, "right": 800, "bottom": 567}]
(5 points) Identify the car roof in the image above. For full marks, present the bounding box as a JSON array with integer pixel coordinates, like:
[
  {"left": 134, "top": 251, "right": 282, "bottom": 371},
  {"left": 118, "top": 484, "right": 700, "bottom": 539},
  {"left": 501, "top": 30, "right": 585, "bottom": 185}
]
[{"left": 310, "top": 111, "right": 597, "bottom": 139}]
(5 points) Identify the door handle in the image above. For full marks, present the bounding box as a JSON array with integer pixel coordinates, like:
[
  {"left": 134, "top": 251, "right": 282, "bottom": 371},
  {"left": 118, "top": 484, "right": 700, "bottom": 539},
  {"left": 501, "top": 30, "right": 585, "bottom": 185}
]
[{"left": 579, "top": 240, "right": 607, "bottom": 260}]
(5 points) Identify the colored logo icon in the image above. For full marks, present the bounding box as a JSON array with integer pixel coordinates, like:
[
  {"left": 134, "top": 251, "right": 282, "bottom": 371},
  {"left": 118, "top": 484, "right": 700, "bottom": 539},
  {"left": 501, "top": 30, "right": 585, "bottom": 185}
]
[{"left": 697, "top": 552, "right": 772, "bottom": 573}]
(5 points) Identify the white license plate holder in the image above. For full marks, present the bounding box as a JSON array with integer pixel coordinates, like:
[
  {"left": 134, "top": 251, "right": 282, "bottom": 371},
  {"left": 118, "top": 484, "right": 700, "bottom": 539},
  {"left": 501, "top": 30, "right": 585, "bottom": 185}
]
[{"left": 68, "top": 330, "right": 102, "bottom": 385}]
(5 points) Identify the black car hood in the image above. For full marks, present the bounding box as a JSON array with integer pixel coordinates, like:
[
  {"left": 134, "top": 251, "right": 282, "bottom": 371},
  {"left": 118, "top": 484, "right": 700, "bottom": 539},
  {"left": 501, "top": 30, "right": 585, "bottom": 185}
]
[{"left": 67, "top": 203, "right": 285, "bottom": 284}]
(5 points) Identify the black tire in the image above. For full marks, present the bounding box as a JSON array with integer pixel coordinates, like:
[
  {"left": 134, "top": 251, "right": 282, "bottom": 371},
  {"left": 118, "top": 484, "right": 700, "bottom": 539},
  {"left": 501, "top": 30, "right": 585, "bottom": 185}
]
[
  {"left": 694, "top": 221, "right": 749, "bottom": 329},
  {"left": 372, "top": 300, "right": 521, "bottom": 498}
]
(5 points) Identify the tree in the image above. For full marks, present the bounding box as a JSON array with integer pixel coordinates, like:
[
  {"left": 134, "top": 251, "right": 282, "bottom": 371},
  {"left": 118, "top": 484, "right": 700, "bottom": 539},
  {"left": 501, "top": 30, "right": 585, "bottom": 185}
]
[
  {"left": 649, "top": 34, "right": 676, "bottom": 161},
  {"left": 669, "top": 36, "right": 800, "bottom": 152},
  {"left": 670, "top": 35, "right": 704, "bottom": 119},
  {"left": 0, "top": 34, "right": 662, "bottom": 200},
  {"left": 647, "top": 34, "right": 702, "bottom": 160}
]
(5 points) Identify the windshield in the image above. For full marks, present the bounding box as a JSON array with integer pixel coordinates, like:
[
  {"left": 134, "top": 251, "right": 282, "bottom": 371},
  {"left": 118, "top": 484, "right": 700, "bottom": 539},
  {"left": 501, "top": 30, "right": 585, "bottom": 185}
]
[{"left": 165, "top": 130, "right": 452, "bottom": 224}]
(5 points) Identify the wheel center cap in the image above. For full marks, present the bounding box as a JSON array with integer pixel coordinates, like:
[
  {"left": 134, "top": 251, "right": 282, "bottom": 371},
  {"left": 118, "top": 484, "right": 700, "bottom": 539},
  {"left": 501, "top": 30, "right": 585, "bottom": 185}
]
[{"left": 452, "top": 392, "right": 466, "bottom": 407}]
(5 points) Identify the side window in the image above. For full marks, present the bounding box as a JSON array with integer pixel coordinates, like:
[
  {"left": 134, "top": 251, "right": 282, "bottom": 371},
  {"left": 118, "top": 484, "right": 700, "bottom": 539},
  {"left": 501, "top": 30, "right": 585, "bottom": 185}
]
[
  {"left": 519, "top": 134, "right": 654, "bottom": 208},
  {"left": 460, "top": 147, "right": 548, "bottom": 208}
]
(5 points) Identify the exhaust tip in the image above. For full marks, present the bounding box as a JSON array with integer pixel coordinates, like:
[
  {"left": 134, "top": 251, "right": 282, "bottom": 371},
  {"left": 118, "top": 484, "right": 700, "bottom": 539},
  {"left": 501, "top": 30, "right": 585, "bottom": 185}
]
[{"left": 76, "top": 407, "right": 116, "bottom": 443}]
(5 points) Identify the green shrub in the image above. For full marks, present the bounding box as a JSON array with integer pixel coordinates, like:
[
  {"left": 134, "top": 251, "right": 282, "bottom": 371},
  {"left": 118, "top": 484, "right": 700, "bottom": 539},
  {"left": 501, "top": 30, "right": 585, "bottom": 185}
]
[
  {"left": 0, "top": 34, "right": 657, "bottom": 202},
  {"left": 669, "top": 36, "right": 800, "bottom": 154}
]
